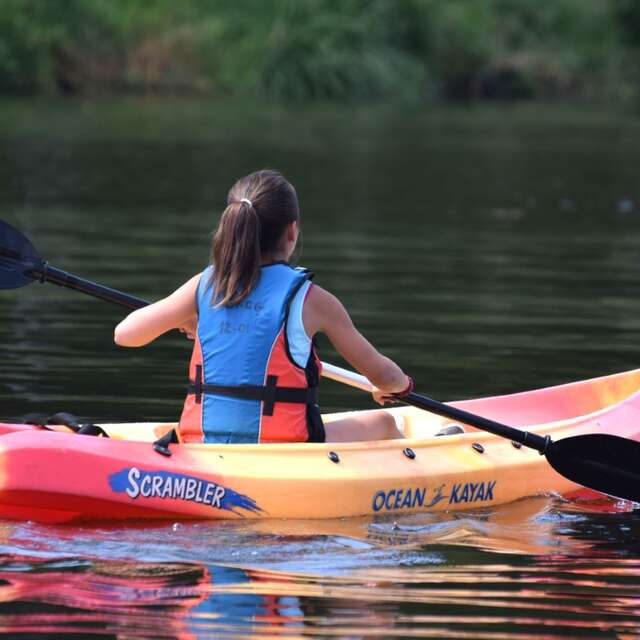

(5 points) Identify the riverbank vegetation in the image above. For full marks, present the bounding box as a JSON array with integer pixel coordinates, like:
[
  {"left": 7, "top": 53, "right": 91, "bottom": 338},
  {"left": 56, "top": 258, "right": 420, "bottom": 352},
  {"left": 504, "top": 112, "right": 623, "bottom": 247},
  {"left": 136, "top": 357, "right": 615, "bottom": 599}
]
[{"left": 1, "top": 0, "right": 639, "bottom": 104}]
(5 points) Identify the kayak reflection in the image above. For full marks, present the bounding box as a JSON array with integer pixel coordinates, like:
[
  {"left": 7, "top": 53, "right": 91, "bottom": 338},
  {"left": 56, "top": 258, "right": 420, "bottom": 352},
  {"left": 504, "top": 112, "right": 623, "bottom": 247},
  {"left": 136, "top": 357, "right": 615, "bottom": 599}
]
[
  {"left": 0, "top": 555, "right": 317, "bottom": 638},
  {"left": 0, "top": 556, "right": 210, "bottom": 638}
]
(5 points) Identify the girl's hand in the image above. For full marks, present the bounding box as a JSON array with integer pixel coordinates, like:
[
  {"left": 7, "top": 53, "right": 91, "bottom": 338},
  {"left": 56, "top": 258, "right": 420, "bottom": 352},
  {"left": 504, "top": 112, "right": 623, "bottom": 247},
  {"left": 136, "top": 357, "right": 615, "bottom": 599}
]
[
  {"left": 372, "top": 376, "right": 414, "bottom": 406},
  {"left": 372, "top": 388, "right": 395, "bottom": 406}
]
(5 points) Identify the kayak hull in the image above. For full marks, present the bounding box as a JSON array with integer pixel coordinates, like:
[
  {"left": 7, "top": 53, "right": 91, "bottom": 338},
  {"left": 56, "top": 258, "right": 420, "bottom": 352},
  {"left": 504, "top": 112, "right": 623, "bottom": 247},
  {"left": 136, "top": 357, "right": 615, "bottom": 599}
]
[{"left": 0, "top": 368, "right": 638, "bottom": 523}]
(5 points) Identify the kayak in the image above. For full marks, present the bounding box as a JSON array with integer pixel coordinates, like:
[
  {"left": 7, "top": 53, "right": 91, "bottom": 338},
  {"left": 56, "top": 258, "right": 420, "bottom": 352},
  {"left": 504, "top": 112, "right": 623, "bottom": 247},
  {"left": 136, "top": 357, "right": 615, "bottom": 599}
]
[{"left": 0, "top": 368, "right": 637, "bottom": 524}]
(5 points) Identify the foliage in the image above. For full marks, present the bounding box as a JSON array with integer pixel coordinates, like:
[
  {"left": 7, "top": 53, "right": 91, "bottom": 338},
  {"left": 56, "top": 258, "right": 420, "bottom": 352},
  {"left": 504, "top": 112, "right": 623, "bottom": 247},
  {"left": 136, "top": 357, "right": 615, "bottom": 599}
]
[
  {"left": 412, "top": 0, "right": 620, "bottom": 99},
  {"left": 0, "top": 0, "right": 636, "bottom": 102}
]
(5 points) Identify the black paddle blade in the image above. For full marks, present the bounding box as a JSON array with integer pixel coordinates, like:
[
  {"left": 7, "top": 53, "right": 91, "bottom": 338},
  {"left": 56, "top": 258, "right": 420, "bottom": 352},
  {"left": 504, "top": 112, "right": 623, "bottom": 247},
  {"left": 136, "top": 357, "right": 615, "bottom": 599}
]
[
  {"left": 546, "top": 433, "right": 640, "bottom": 503},
  {"left": 0, "top": 220, "right": 42, "bottom": 289}
]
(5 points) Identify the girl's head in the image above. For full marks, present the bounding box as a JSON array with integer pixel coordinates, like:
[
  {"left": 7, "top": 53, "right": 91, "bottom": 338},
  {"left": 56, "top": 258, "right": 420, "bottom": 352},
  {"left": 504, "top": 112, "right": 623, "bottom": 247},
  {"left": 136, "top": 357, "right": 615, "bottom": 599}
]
[{"left": 211, "top": 169, "right": 300, "bottom": 306}]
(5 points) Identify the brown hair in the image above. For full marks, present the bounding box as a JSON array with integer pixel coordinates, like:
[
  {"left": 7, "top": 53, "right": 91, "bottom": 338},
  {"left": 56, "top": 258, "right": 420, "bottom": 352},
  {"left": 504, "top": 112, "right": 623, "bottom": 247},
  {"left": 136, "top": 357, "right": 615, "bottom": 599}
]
[{"left": 210, "top": 169, "right": 300, "bottom": 307}]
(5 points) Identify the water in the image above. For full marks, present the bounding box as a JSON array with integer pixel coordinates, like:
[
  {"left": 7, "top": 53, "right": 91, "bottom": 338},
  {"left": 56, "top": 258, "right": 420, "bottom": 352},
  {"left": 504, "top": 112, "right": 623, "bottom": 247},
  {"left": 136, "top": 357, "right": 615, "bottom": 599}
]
[
  {"left": 0, "top": 99, "right": 640, "bottom": 637},
  {"left": 2, "top": 502, "right": 640, "bottom": 637}
]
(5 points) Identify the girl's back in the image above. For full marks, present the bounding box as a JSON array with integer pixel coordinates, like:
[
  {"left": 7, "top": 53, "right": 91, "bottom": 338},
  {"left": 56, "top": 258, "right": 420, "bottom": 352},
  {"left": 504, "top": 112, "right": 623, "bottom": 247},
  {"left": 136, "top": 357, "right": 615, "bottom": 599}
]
[{"left": 115, "top": 169, "right": 411, "bottom": 445}]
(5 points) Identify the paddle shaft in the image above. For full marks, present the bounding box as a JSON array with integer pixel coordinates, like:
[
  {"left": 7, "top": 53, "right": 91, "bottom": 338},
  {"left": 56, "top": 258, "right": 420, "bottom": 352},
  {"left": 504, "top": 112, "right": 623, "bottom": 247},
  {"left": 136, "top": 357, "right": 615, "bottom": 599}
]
[{"left": 30, "top": 262, "right": 148, "bottom": 310}]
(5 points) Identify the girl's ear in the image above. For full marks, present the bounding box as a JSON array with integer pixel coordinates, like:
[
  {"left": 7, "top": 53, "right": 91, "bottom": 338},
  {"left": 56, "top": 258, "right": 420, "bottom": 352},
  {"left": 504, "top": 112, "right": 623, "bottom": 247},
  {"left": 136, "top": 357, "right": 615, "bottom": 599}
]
[{"left": 286, "top": 220, "right": 298, "bottom": 242}]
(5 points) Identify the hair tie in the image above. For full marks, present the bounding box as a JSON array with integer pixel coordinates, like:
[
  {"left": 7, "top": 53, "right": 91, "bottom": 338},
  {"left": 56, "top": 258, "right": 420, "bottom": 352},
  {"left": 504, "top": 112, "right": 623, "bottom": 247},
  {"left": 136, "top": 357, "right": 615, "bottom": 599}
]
[{"left": 240, "top": 198, "right": 253, "bottom": 207}]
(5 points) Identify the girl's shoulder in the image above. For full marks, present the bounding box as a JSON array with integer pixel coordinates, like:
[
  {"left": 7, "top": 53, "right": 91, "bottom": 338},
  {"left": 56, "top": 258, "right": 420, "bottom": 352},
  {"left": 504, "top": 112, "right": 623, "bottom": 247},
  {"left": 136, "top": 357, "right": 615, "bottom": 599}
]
[
  {"left": 302, "top": 284, "right": 350, "bottom": 336},
  {"left": 196, "top": 265, "right": 214, "bottom": 296},
  {"left": 304, "top": 284, "right": 339, "bottom": 305}
]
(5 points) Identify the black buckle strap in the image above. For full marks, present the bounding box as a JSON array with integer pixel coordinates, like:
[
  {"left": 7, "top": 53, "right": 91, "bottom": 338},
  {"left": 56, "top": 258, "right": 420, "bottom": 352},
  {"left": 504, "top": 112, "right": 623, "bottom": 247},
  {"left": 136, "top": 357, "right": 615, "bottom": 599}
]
[
  {"left": 77, "top": 423, "right": 109, "bottom": 437},
  {"left": 153, "top": 428, "right": 179, "bottom": 457},
  {"left": 194, "top": 364, "right": 203, "bottom": 404},
  {"left": 188, "top": 371, "right": 318, "bottom": 417},
  {"left": 24, "top": 412, "right": 82, "bottom": 431},
  {"left": 23, "top": 412, "right": 108, "bottom": 437}
]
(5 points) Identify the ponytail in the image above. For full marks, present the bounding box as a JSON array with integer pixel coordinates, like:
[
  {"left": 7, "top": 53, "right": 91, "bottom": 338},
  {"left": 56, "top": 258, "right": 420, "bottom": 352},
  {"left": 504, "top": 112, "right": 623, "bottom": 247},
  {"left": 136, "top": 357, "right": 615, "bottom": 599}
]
[
  {"left": 211, "top": 200, "right": 261, "bottom": 307},
  {"left": 208, "top": 169, "right": 300, "bottom": 307}
]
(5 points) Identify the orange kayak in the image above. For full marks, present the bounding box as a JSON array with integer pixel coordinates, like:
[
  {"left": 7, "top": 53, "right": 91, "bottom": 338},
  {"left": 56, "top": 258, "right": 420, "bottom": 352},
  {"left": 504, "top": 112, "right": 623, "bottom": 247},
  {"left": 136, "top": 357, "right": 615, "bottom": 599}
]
[{"left": 0, "top": 368, "right": 637, "bottom": 524}]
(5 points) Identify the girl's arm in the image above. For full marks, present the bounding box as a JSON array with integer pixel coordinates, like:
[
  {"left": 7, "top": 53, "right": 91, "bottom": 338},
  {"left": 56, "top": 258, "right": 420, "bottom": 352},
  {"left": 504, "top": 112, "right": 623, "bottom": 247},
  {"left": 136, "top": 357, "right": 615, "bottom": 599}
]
[
  {"left": 114, "top": 274, "right": 200, "bottom": 347},
  {"left": 303, "top": 285, "right": 410, "bottom": 399}
]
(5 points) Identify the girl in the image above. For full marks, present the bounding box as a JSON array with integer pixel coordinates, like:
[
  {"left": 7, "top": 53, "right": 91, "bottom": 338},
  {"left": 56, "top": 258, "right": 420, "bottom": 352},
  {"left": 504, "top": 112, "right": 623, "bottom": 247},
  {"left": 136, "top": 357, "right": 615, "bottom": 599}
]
[{"left": 115, "top": 169, "right": 412, "bottom": 444}]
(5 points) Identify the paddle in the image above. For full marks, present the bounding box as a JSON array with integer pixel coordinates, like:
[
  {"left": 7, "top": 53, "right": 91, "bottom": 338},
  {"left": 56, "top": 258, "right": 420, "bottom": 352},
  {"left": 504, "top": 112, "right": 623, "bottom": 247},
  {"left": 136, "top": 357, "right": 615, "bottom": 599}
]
[
  {"left": 2, "top": 219, "right": 639, "bottom": 503},
  {"left": 0, "top": 220, "right": 146, "bottom": 309}
]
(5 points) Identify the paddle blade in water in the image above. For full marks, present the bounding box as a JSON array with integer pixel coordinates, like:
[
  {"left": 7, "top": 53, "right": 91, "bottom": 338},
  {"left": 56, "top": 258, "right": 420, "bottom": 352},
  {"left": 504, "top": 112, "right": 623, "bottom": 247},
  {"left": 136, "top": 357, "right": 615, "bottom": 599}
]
[
  {"left": 546, "top": 434, "right": 640, "bottom": 503},
  {"left": 0, "top": 220, "right": 41, "bottom": 288}
]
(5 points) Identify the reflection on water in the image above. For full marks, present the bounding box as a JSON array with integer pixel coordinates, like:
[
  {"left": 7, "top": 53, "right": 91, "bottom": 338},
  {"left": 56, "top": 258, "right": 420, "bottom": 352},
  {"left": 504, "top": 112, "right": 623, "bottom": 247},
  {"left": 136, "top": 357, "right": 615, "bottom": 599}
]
[
  {"left": 1, "top": 101, "right": 640, "bottom": 636},
  {"left": 0, "top": 496, "right": 639, "bottom": 638},
  {"left": 0, "top": 558, "right": 209, "bottom": 638}
]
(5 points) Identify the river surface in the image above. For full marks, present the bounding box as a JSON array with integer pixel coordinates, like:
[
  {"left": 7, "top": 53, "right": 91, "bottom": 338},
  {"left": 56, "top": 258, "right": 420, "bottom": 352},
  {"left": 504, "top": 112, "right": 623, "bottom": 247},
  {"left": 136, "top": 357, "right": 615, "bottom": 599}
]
[{"left": 0, "top": 99, "right": 639, "bottom": 637}]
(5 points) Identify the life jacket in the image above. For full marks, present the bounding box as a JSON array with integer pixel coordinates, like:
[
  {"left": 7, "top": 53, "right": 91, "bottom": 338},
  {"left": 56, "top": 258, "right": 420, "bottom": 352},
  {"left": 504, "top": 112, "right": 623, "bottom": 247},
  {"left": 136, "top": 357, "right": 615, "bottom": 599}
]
[{"left": 178, "top": 263, "right": 324, "bottom": 444}]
